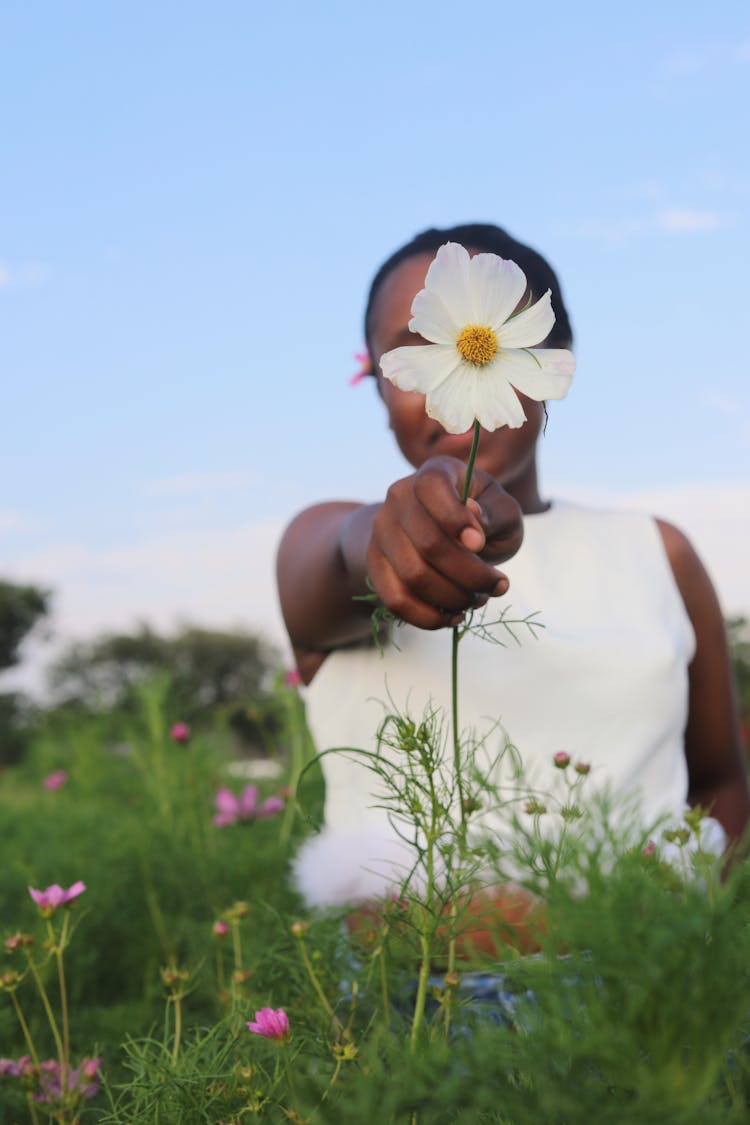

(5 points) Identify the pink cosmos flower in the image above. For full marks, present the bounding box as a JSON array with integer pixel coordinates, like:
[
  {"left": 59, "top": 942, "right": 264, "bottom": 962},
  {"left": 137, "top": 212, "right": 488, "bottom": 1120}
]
[
  {"left": 170, "top": 722, "right": 191, "bottom": 743},
  {"left": 283, "top": 668, "right": 302, "bottom": 688},
  {"left": 259, "top": 795, "right": 285, "bottom": 818},
  {"left": 213, "top": 785, "right": 259, "bottom": 827},
  {"left": 213, "top": 787, "right": 284, "bottom": 826},
  {"left": 28, "top": 882, "right": 86, "bottom": 915},
  {"left": 553, "top": 751, "right": 571, "bottom": 769},
  {"left": 43, "top": 769, "right": 69, "bottom": 791},
  {"left": 246, "top": 1007, "right": 290, "bottom": 1041},
  {"left": 32, "top": 1056, "right": 102, "bottom": 1104},
  {"left": 348, "top": 350, "right": 372, "bottom": 386}
]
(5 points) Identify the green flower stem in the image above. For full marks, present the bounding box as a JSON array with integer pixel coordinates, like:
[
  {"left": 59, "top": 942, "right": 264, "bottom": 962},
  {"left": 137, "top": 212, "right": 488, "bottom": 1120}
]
[
  {"left": 321, "top": 1055, "right": 344, "bottom": 1102},
  {"left": 279, "top": 691, "right": 307, "bottom": 847},
  {"left": 231, "top": 919, "right": 243, "bottom": 972},
  {"left": 25, "top": 1093, "right": 42, "bottom": 1125},
  {"left": 454, "top": 420, "right": 482, "bottom": 843},
  {"left": 410, "top": 831, "right": 437, "bottom": 1050},
  {"left": 215, "top": 946, "right": 226, "bottom": 997},
  {"left": 171, "top": 992, "right": 183, "bottom": 1064},
  {"left": 378, "top": 933, "right": 391, "bottom": 1029},
  {"left": 460, "top": 420, "right": 482, "bottom": 506},
  {"left": 443, "top": 901, "right": 458, "bottom": 1039},
  {"left": 296, "top": 933, "right": 343, "bottom": 1033},
  {"left": 282, "top": 1047, "right": 298, "bottom": 1108},
  {"left": 10, "top": 990, "right": 41, "bottom": 1068},
  {"left": 25, "top": 950, "right": 65, "bottom": 1067},
  {"left": 49, "top": 915, "right": 71, "bottom": 1081}
]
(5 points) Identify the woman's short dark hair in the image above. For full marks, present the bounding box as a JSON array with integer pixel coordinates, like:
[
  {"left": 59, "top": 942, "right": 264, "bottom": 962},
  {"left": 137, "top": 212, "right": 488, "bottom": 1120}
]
[{"left": 364, "top": 223, "right": 573, "bottom": 365}]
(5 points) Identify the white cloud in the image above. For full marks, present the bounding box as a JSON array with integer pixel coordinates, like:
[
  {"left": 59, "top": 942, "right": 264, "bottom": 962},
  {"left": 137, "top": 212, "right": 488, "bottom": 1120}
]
[
  {"left": 656, "top": 208, "right": 721, "bottom": 233},
  {"left": 144, "top": 470, "right": 259, "bottom": 497},
  {"left": 3, "top": 518, "right": 289, "bottom": 697},
  {"left": 569, "top": 207, "right": 723, "bottom": 243}
]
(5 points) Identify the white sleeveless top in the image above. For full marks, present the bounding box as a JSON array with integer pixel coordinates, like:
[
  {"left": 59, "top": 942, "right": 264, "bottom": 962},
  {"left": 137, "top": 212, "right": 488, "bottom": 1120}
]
[{"left": 294, "top": 502, "right": 703, "bottom": 907}]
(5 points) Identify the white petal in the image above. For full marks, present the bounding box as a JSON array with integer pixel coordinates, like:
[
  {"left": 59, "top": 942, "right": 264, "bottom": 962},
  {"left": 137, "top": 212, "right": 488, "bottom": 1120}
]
[
  {"left": 495, "top": 348, "right": 575, "bottom": 402},
  {"left": 424, "top": 364, "right": 481, "bottom": 434},
  {"left": 474, "top": 368, "right": 528, "bottom": 430},
  {"left": 380, "top": 342, "right": 462, "bottom": 394},
  {"left": 468, "top": 253, "right": 527, "bottom": 329},
  {"left": 421, "top": 242, "right": 474, "bottom": 325},
  {"left": 409, "top": 285, "right": 460, "bottom": 343},
  {"left": 498, "top": 289, "right": 555, "bottom": 348}
]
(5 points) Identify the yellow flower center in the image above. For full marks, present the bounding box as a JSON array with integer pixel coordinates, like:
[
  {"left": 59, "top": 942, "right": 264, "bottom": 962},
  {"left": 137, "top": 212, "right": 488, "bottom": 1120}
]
[{"left": 456, "top": 324, "right": 498, "bottom": 366}]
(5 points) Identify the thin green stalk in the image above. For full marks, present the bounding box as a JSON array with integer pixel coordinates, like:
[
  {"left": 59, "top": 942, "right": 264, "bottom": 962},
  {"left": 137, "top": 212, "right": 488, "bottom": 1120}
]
[
  {"left": 297, "top": 934, "right": 343, "bottom": 1032},
  {"left": 453, "top": 421, "right": 481, "bottom": 843},
  {"left": 215, "top": 945, "right": 226, "bottom": 996},
  {"left": 443, "top": 900, "right": 458, "bottom": 1039},
  {"left": 279, "top": 692, "right": 306, "bottom": 846},
  {"left": 410, "top": 832, "right": 437, "bottom": 1049},
  {"left": 25, "top": 953, "right": 64, "bottom": 1066},
  {"left": 10, "top": 991, "right": 41, "bottom": 1068},
  {"left": 171, "top": 994, "right": 183, "bottom": 1064},
  {"left": 379, "top": 938, "right": 391, "bottom": 1029},
  {"left": 282, "top": 1047, "right": 298, "bottom": 1108},
  {"left": 451, "top": 628, "right": 466, "bottom": 841},
  {"left": 50, "top": 915, "right": 71, "bottom": 1077},
  {"left": 231, "top": 920, "right": 243, "bottom": 971},
  {"left": 25, "top": 1093, "right": 42, "bottom": 1125},
  {"left": 460, "top": 420, "right": 482, "bottom": 505}
]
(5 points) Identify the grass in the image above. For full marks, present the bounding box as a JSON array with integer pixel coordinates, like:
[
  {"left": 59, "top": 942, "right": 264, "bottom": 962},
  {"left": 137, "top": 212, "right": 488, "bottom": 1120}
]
[{"left": 2, "top": 681, "right": 750, "bottom": 1123}]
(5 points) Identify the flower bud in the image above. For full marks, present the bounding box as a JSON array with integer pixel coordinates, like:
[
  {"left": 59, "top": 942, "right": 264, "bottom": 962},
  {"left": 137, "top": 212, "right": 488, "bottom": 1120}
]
[
  {"left": 553, "top": 751, "right": 571, "bottom": 769},
  {"left": 4, "top": 933, "right": 34, "bottom": 953}
]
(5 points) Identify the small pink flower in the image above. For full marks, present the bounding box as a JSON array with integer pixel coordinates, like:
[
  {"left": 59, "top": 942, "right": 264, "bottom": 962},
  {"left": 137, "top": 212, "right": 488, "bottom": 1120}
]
[
  {"left": 643, "top": 839, "right": 657, "bottom": 857},
  {"left": 212, "top": 920, "right": 229, "bottom": 937},
  {"left": 348, "top": 350, "right": 372, "bottom": 386},
  {"left": 246, "top": 1007, "right": 290, "bottom": 1041},
  {"left": 259, "top": 795, "right": 285, "bottom": 818},
  {"left": 28, "top": 882, "right": 86, "bottom": 916},
  {"left": 170, "top": 722, "right": 191, "bottom": 743},
  {"left": 553, "top": 751, "right": 571, "bottom": 769},
  {"left": 284, "top": 668, "right": 302, "bottom": 688},
  {"left": 574, "top": 761, "right": 591, "bottom": 775},
  {"left": 5, "top": 933, "right": 33, "bottom": 952},
  {"left": 213, "top": 785, "right": 259, "bottom": 827},
  {"left": 43, "top": 769, "right": 69, "bottom": 791}
]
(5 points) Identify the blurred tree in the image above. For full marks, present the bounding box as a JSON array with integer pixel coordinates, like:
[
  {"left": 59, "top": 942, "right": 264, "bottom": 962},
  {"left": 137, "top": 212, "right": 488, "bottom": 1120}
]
[
  {"left": 0, "top": 580, "right": 51, "bottom": 764},
  {"left": 0, "top": 581, "right": 50, "bottom": 670},
  {"left": 727, "top": 616, "right": 750, "bottom": 753},
  {"left": 47, "top": 624, "right": 281, "bottom": 747}
]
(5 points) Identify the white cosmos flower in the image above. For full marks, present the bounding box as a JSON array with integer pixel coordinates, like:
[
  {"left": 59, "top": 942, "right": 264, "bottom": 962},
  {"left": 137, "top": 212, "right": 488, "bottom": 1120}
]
[{"left": 379, "top": 242, "right": 576, "bottom": 434}]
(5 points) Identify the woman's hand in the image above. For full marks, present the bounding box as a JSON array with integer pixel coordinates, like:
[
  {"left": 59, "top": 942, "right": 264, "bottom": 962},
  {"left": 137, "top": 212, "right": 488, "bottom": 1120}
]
[{"left": 366, "top": 456, "right": 524, "bottom": 631}]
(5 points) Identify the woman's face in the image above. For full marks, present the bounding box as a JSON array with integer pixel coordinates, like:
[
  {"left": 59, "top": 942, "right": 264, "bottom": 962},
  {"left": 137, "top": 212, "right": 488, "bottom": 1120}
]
[{"left": 367, "top": 251, "right": 550, "bottom": 501}]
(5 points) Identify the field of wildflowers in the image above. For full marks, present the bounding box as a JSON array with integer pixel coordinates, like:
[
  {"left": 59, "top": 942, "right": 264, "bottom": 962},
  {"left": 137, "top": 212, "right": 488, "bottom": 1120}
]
[{"left": 1, "top": 671, "right": 750, "bottom": 1124}]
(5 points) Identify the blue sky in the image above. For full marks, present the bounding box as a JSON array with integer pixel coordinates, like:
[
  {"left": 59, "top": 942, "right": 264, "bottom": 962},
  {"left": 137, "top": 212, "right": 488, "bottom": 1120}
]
[{"left": 2, "top": 1, "right": 749, "bottom": 679}]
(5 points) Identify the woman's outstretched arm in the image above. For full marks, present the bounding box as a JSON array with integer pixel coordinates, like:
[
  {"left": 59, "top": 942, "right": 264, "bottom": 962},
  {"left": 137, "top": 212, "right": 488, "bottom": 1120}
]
[
  {"left": 276, "top": 457, "right": 524, "bottom": 682},
  {"left": 657, "top": 519, "right": 750, "bottom": 841}
]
